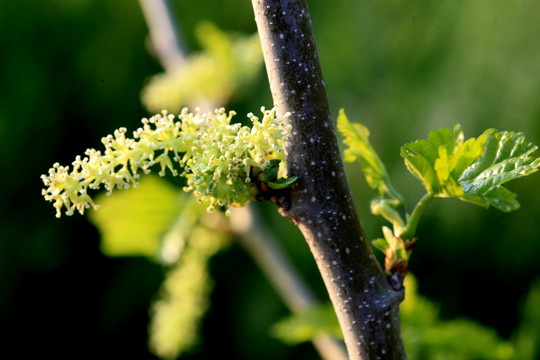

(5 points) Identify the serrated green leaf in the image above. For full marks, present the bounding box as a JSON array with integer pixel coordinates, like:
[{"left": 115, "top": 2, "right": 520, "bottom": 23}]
[
  {"left": 401, "top": 125, "right": 540, "bottom": 212},
  {"left": 270, "top": 304, "right": 343, "bottom": 345},
  {"left": 337, "top": 108, "right": 385, "bottom": 192},
  {"left": 401, "top": 140, "right": 441, "bottom": 194},
  {"left": 337, "top": 109, "right": 403, "bottom": 202},
  {"left": 461, "top": 186, "right": 519, "bottom": 212},
  {"left": 458, "top": 130, "right": 540, "bottom": 211},
  {"left": 401, "top": 124, "right": 486, "bottom": 197},
  {"left": 89, "top": 175, "right": 184, "bottom": 258}
]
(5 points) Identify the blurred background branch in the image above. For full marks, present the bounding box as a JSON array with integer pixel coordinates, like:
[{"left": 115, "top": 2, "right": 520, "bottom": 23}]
[{"left": 138, "top": 0, "right": 187, "bottom": 71}]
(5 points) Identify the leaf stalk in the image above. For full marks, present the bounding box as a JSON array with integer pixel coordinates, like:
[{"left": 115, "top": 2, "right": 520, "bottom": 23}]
[{"left": 396, "top": 193, "right": 434, "bottom": 239}]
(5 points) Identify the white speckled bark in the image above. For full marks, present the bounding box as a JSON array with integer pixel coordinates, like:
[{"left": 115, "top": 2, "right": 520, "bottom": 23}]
[{"left": 251, "top": 1, "right": 407, "bottom": 359}]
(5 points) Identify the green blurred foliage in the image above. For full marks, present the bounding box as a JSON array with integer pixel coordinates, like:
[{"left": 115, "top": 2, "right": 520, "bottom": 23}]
[
  {"left": 149, "top": 226, "right": 228, "bottom": 359},
  {"left": 270, "top": 304, "right": 343, "bottom": 345},
  {"left": 271, "top": 274, "right": 529, "bottom": 360},
  {"left": 3, "top": 0, "right": 540, "bottom": 359},
  {"left": 141, "top": 22, "right": 263, "bottom": 113},
  {"left": 90, "top": 175, "right": 185, "bottom": 258},
  {"left": 90, "top": 174, "right": 231, "bottom": 358},
  {"left": 400, "top": 275, "right": 515, "bottom": 360},
  {"left": 512, "top": 278, "right": 540, "bottom": 359}
]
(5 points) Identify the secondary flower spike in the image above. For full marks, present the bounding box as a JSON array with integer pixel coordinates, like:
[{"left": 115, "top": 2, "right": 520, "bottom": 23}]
[{"left": 41, "top": 107, "right": 294, "bottom": 217}]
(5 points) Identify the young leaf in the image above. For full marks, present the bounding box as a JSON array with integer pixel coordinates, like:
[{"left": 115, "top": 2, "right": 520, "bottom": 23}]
[
  {"left": 267, "top": 176, "right": 298, "bottom": 190},
  {"left": 459, "top": 130, "right": 540, "bottom": 211},
  {"left": 401, "top": 124, "right": 488, "bottom": 197},
  {"left": 337, "top": 109, "right": 403, "bottom": 202},
  {"left": 401, "top": 125, "right": 540, "bottom": 212},
  {"left": 372, "top": 238, "right": 389, "bottom": 253}
]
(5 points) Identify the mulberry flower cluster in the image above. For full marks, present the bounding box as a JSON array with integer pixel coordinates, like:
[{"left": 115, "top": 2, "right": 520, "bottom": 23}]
[{"left": 41, "top": 107, "right": 291, "bottom": 217}]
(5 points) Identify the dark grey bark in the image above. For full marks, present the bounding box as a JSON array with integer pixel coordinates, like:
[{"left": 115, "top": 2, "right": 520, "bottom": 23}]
[
  {"left": 230, "top": 205, "right": 348, "bottom": 360},
  {"left": 251, "top": 1, "right": 407, "bottom": 359}
]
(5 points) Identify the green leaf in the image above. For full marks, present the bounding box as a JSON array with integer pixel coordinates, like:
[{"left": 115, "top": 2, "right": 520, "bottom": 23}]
[
  {"left": 372, "top": 238, "right": 389, "bottom": 253},
  {"left": 271, "top": 304, "right": 343, "bottom": 345},
  {"left": 261, "top": 158, "right": 281, "bottom": 183},
  {"left": 267, "top": 176, "right": 298, "bottom": 190},
  {"left": 401, "top": 125, "right": 540, "bottom": 212},
  {"left": 337, "top": 109, "right": 403, "bottom": 202},
  {"left": 459, "top": 130, "right": 540, "bottom": 211},
  {"left": 89, "top": 175, "right": 184, "bottom": 258},
  {"left": 401, "top": 124, "right": 485, "bottom": 196}
]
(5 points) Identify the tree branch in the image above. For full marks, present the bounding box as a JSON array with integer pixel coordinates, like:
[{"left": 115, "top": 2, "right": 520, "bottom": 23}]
[
  {"left": 251, "top": 1, "right": 407, "bottom": 359},
  {"left": 230, "top": 205, "right": 348, "bottom": 360}
]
